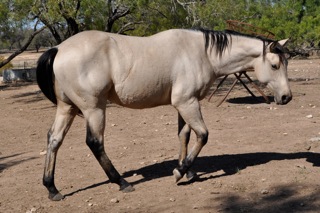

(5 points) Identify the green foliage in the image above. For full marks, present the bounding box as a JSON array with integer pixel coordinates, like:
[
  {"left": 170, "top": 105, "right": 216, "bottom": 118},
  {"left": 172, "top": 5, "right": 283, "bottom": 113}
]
[
  {"left": 122, "top": 0, "right": 189, "bottom": 36},
  {"left": 1, "top": 0, "right": 320, "bottom": 50}
]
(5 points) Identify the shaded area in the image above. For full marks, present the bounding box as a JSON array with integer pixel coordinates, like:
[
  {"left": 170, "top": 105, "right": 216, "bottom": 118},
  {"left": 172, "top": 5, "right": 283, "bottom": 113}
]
[
  {"left": 11, "top": 90, "right": 45, "bottom": 103},
  {"left": 210, "top": 184, "right": 320, "bottom": 213},
  {"left": 134, "top": 183, "right": 320, "bottom": 213},
  {"left": 0, "top": 83, "right": 46, "bottom": 104},
  {"left": 64, "top": 151, "right": 320, "bottom": 201},
  {"left": 0, "top": 84, "right": 9, "bottom": 90},
  {"left": 63, "top": 181, "right": 110, "bottom": 198},
  {"left": 226, "top": 95, "right": 273, "bottom": 105},
  {"left": 0, "top": 82, "right": 36, "bottom": 90},
  {"left": 122, "top": 152, "right": 320, "bottom": 185},
  {"left": 0, "top": 152, "right": 37, "bottom": 173}
]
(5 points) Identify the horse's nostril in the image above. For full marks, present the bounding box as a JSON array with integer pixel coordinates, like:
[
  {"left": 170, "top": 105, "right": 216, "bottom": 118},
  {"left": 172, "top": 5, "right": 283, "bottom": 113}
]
[
  {"left": 281, "top": 95, "right": 287, "bottom": 102},
  {"left": 281, "top": 95, "right": 292, "bottom": 104}
]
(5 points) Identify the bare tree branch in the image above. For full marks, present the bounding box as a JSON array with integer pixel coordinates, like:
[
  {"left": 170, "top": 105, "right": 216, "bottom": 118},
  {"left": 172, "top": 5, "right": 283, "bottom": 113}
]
[
  {"left": 117, "top": 21, "right": 143, "bottom": 34},
  {"left": 175, "top": 0, "right": 200, "bottom": 26},
  {"left": 105, "top": 1, "right": 131, "bottom": 32},
  {"left": 0, "top": 26, "right": 46, "bottom": 68},
  {"left": 147, "top": 6, "right": 167, "bottom": 18}
]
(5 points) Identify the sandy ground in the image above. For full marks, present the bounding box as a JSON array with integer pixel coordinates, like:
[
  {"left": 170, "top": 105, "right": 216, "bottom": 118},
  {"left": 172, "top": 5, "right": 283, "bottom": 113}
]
[{"left": 0, "top": 54, "right": 320, "bottom": 213}]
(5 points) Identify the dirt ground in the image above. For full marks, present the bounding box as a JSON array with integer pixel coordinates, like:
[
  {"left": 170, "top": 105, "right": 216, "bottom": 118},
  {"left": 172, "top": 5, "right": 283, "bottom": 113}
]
[{"left": 0, "top": 54, "right": 320, "bottom": 213}]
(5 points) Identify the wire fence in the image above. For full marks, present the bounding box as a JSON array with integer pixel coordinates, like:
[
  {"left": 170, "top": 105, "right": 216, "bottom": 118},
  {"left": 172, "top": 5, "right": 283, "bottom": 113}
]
[
  {"left": 0, "top": 58, "right": 38, "bottom": 83},
  {"left": 11, "top": 59, "right": 37, "bottom": 69}
]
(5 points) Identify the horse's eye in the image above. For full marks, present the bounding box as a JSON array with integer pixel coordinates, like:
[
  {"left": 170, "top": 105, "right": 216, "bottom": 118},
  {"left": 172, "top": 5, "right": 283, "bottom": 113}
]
[{"left": 271, "top": 64, "right": 278, "bottom": 70}]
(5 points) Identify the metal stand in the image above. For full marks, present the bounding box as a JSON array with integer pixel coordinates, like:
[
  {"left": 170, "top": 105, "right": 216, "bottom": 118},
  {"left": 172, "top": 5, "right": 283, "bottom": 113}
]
[{"left": 208, "top": 71, "right": 270, "bottom": 107}]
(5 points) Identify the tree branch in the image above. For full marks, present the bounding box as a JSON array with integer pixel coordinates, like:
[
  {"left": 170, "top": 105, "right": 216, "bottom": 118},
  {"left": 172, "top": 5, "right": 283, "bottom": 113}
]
[
  {"left": 58, "top": 1, "right": 80, "bottom": 36},
  {"left": 117, "top": 21, "right": 143, "bottom": 34},
  {"left": 105, "top": 3, "right": 131, "bottom": 32},
  {"left": 0, "top": 26, "right": 46, "bottom": 68}
]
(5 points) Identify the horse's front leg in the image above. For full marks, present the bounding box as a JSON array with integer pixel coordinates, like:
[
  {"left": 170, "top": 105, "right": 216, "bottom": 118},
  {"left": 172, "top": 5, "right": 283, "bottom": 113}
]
[
  {"left": 43, "top": 103, "right": 78, "bottom": 201},
  {"left": 84, "top": 107, "right": 134, "bottom": 193},
  {"left": 173, "top": 99, "right": 208, "bottom": 183},
  {"left": 177, "top": 113, "right": 197, "bottom": 181}
]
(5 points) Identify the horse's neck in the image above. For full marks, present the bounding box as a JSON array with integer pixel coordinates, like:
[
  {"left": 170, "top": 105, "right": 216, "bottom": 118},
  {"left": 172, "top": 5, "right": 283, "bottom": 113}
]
[{"left": 214, "top": 37, "right": 263, "bottom": 76}]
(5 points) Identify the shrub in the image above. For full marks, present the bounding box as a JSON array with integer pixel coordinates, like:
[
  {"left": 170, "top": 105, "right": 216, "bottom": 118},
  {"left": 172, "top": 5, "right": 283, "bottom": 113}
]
[{"left": 0, "top": 56, "right": 13, "bottom": 76}]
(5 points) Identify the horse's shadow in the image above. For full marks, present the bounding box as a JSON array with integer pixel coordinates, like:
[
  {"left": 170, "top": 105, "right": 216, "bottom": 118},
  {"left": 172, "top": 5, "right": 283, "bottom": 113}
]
[
  {"left": 122, "top": 152, "right": 320, "bottom": 185},
  {"left": 65, "top": 151, "right": 320, "bottom": 197}
]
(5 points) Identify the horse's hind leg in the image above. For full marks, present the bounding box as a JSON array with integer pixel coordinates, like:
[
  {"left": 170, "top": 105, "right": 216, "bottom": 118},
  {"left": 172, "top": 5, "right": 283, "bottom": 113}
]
[
  {"left": 43, "top": 101, "right": 78, "bottom": 201},
  {"left": 84, "top": 107, "right": 134, "bottom": 193}
]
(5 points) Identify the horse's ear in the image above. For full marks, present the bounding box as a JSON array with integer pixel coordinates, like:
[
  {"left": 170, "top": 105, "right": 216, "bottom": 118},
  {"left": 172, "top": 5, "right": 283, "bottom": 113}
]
[
  {"left": 278, "top": 39, "right": 289, "bottom": 47},
  {"left": 268, "top": 39, "right": 289, "bottom": 54}
]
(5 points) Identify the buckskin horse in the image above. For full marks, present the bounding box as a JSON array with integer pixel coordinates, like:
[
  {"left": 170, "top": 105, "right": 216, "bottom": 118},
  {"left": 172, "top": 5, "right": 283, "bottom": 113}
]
[{"left": 36, "top": 28, "right": 291, "bottom": 200}]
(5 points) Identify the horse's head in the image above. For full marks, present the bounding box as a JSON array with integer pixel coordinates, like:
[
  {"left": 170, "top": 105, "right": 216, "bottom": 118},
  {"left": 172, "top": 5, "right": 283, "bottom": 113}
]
[{"left": 254, "top": 39, "right": 292, "bottom": 105}]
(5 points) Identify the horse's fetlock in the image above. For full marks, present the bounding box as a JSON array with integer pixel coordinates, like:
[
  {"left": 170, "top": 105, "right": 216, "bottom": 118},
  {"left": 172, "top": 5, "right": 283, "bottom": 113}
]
[
  {"left": 182, "top": 158, "right": 192, "bottom": 168},
  {"left": 174, "top": 159, "right": 190, "bottom": 176}
]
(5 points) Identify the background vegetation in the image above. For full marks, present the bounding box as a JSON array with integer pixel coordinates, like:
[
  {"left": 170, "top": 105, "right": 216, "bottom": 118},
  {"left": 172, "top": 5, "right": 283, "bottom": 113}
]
[{"left": 1, "top": 0, "right": 320, "bottom": 66}]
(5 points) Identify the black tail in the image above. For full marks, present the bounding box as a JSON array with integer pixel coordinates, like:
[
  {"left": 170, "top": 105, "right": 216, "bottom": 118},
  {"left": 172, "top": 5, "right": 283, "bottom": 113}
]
[{"left": 36, "top": 48, "right": 58, "bottom": 105}]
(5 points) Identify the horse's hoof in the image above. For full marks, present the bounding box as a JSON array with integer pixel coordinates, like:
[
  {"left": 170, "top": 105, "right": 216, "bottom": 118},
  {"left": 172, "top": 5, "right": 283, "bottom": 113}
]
[
  {"left": 173, "top": 168, "right": 183, "bottom": 183},
  {"left": 49, "top": 192, "right": 64, "bottom": 201},
  {"left": 186, "top": 170, "right": 198, "bottom": 182},
  {"left": 119, "top": 178, "right": 135, "bottom": 193},
  {"left": 120, "top": 184, "right": 135, "bottom": 193}
]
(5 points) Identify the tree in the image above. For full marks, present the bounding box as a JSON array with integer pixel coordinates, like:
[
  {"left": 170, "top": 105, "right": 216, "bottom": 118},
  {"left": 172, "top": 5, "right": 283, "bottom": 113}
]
[
  {"left": 30, "top": 0, "right": 139, "bottom": 43},
  {"left": 2, "top": 0, "right": 320, "bottom": 70},
  {"left": 0, "top": 24, "right": 45, "bottom": 68},
  {"left": 31, "top": 29, "right": 55, "bottom": 52},
  {"left": 0, "top": 0, "right": 45, "bottom": 68},
  {"left": 0, "top": 0, "right": 142, "bottom": 68}
]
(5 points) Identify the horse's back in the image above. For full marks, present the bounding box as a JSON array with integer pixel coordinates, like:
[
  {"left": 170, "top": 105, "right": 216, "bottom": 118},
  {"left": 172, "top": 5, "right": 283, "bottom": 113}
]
[
  {"left": 53, "top": 30, "right": 176, "bottom": 108},
  {"left": 52, "top": 29, "right": 210, "bottom": 109}
]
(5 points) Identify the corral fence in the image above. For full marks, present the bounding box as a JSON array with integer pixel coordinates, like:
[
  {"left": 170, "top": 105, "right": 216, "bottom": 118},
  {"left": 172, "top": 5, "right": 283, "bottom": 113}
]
[
  {"left": 2, "top": 59, "right": 37, "bottom": 83},
  {"left": 3, "top": 68, "right": 36, "bottom": 83}
]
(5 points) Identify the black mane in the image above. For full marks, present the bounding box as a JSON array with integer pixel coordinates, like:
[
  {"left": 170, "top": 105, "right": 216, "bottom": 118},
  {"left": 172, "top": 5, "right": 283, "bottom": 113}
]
[
  {"left": 193, "top": 28, "right": 276, "bottom": 57},
  {"left": 197, "top": 29, "right": 230, "bottom": 57}
]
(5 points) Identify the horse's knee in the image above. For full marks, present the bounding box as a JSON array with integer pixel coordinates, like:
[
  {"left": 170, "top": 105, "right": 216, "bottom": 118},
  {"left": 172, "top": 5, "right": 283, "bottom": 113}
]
[{"left": 47, "top": 132, "right": 63, "bottom": 152}]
